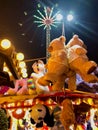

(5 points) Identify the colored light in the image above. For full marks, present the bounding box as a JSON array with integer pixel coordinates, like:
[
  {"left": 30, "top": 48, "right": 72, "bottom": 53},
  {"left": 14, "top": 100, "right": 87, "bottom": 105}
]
[{"left": 1, "top": 39, "right": 11, "bottom": 49}]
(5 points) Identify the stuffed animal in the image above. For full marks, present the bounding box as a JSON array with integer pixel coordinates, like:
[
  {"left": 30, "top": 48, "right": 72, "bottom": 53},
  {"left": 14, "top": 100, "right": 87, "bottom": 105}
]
[
  {"left": 6, "top": 78, "right": 28, "bottom": 95},
  {"left": 66, "top": 34, "right": 86, "bottom": 48},
  {"left": 29, "top": 103, "right": 55, "bottom": 128},
  {"left": 60, "top": 99, "right": 75, "bottom": 130},
  {"left": 7, "top": 60, "right": 49, "bottom": 95},
  {"left": 27, "top": 77, "right": 37, "bottom": 95},
  {"left": 74, "top": 102, "right": 91, "bottom": 129},
  {"left": 29, "top": 60, "right": 49, "bottom": 94},
  {"left": 38, "top": 36, "right": 71, "bottom": 91},
  {"left": 66, "top": 34, "right": 98, "bottom": 83},
  {"left": 38, "top": 35, "right": 98, "bottom": 92}
]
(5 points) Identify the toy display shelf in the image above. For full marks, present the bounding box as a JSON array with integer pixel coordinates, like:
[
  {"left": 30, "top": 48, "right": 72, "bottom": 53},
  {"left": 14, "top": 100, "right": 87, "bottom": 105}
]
[{"left": 0, "top": 90, "right": 98, "bottom": 105}]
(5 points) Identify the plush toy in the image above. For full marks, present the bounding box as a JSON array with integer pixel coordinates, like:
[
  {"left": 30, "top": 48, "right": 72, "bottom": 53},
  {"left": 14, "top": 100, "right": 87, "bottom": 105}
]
[
  {"left": 38, "top": 35, "right": 98, "bottom": 92},
  {"left": 66, "top": 34, "right": 98, "bottom": 83},
  {"left": 66, "top": 34, "right": 86, "bottom": 48},
  {"left": 60, "top": 99, "right": 75, "bottom": 130},
  {"left": 7, "top": 60, "right": 49, "bottom": 95},
  {"left": 0, "top": 85, "right": 9, "bottom": 96},
  {"left": 27, "top": 77, "right": 37, "bottom": 95},
  {"left": 74, "top": 102, "right": 91, "bottom": 129},
  {"left": 7, "top": 78, "right": 28, "bottom": 95},
  {"left": 29, "top": 103, "right": 55, "bottom": 128},
  {"left": 38, "top": 36, "right": 71, "bottom": 91},
  {"left": 29, "top": 60, "right": 49, "bottom": 95}
]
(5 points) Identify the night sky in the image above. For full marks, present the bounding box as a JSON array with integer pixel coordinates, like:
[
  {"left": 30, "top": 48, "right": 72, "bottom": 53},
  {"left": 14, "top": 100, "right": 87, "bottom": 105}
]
[{"left": 0, "top": 0, "right": 98, "bottom": 76}]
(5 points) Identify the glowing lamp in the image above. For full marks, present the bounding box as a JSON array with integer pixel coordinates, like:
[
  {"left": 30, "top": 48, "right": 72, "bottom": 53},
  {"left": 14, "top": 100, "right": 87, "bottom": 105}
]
[
  {"left": 3, "top": 66, "right": 9, "bottom": 72},
  {"left": 16, "top": 52, "right": 24, "bottom": 61},
  {"left": 1, "top": 39, "right": 11, "bottom": 49},
  {"left": 22, "top": 73, "right": 28, "bottom": 78},
  {"left": 21, "top": 68, "right": 27, "bottom": 73},
  {"left": 56, "top": 13, "right": 63, "bottom": 21},
  {"left": 19, "top": 61, "right": 26, "bottom": 68},
  {"left": 67, "top": 14, "right": 73, "bottom": 21}
]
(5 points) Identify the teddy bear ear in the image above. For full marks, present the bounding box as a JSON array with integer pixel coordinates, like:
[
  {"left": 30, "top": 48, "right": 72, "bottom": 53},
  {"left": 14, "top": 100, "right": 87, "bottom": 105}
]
[
  {"left": 48, "top": 46, "right": 53, "bottom": 52},
  {"left": 59, "top": 35, "right": 66, "bottom": 42},
  {"left": 32, "top": 62, "right": 37, "bottom": 69},
  {"left": 38, "top": 60, "right": 44, "bottom": 65},
  {"left": 73, "top": 34, "right": 79, "bottom": 39}
]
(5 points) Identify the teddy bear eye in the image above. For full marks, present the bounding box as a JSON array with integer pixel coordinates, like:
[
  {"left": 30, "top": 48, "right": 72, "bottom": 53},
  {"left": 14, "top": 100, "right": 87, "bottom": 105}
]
[{"left": 38, "top": 109, "right": 42, "bottom": 112}]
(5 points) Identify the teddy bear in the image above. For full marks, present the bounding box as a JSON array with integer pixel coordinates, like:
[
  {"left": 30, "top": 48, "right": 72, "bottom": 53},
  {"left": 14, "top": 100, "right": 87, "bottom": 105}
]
[
  {"left": 60, "top": 99, "right": 76, "bottom": 130},
  {"left": 66, "top": 34, "right": 98, "bottom": 83},
  {"left": 38, "top": 35, "right": 98, "bottom": 92},
  {"left": 29, "top": 60, "right": 49, "bottom": 95},
  {"left": 38, "top": 35, "right": 73, "bottom": 91}
]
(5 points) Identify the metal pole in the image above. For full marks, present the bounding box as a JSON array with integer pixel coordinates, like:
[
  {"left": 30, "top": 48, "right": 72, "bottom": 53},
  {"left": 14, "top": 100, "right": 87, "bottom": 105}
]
[
  {"left": 46, "top": 25, "right": 50, "bottom": 62},
  {"left": 62, "top": 21, "right": 65, "bottom": 36}
]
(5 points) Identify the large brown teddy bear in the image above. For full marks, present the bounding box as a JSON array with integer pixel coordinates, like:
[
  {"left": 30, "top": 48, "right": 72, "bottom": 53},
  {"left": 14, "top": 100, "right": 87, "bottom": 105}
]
[
  {"left": 38, "top": 35, "right": 98, "bottom": 92},
  {"left": 38, "top": 36, "right": 71, "bottom": 91},
  {"left": 66, "top": 34, "right": 98, "bottom": 83},
  {"left": 60, "top": 99, "right": 76, "bottom": 130}
]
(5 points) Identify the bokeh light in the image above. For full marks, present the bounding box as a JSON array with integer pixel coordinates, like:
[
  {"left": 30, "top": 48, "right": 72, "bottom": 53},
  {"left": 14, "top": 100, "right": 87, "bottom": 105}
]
[
  {"left": 56, "top": 13, "right": 63, "bottom": 21},
  {"left": 19, "top": 61, "right": 26, "bottom": 68},
  {"left": 16, "top": 52, "right": 24, "bottom": 61},
  {"left": 1, "top": 39, "right": 11, "bottom": 49},
  {"left": 67, "top": 14, "right": 74, "bottom": 21}
]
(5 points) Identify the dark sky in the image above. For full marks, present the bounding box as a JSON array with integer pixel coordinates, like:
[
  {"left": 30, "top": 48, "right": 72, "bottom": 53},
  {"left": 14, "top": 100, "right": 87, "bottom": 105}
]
[{"left": 0, "top": 0, "right": 98, "bottom": 76}]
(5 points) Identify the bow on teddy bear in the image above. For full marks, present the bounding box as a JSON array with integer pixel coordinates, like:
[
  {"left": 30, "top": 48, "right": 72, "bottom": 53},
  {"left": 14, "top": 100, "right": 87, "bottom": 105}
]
[{"left": 38, "top": 35, "right": 98, "bottom": 92}]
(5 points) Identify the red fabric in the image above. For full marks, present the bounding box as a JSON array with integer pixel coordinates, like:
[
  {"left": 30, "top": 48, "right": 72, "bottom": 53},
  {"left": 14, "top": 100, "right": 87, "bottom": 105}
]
[
  {"left": 42, "top": 126, "right": 48, "bottom": 130},
  {"left": 0, "top": 86, "right": 9, "bottom": 94}
]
